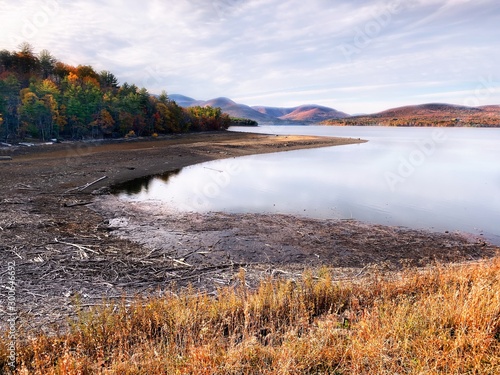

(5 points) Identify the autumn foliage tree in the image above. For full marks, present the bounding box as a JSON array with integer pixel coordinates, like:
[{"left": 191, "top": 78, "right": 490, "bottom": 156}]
[
  {"left": 0, "top": 44, "right": 231, "bottom": 141},
  {"left": 186, "top": 106, "right": 231, "bottom": 131}
]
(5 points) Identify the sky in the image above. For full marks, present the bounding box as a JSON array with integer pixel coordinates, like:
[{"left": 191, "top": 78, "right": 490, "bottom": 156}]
[{"left": 1, "top": 0, "right": 500, "bottom": 114}]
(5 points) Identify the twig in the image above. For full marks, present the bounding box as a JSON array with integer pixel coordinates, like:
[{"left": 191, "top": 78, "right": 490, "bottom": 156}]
[
  {"left": 64, "top": 176, "right": 107, "bottom": 193},
  {"left": 39, "top": 267, "right": 66, "bottom": 280},
  {"left": 16, "top": 183, "right": 39, "bottom": 191},
  {"left": 53, "top": 238, "right": 98, "bottom": 257},
  {"left": 167, "top": 256, "right": 192, "bottom": 267},
  {"left": 78, "top": 176, "right": 107, "bottom": 191},
  {"left": 181, "top": 247, "right": 203, "bottom": 259},
  {"left": 64, "top": 201, "right": 94, "bottom": 208},
  {"left": 203, "top": 167, "right": 223, "bottom": 173},
  {"left": 210, "top": 239, "right": 221, "bottom": 248},
  {"left": 27, "top": 292, "right": 48, "bottom": 298},
  {"left": 139, "top": 248, "right": 159, "bottom": 260},
  {"left": 352, "top": 265, "right": 369, "bottom": 278},
  {"left": 10, "top": 249, "right": 23, "bottom": 260}
]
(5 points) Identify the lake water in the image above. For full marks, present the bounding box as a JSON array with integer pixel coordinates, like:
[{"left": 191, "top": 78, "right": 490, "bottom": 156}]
[{"left": 116, "top": 126, "right": 500, "bottom": 245}]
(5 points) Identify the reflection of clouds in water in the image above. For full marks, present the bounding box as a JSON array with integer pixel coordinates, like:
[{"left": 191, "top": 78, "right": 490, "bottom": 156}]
[{"left": 118, "top": 126, "right": 500, "bottom": 243}]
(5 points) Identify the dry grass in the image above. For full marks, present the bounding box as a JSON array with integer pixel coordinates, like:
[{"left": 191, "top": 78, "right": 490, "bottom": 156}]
[{"left": 2, "top": 259, "right": 500, "bottom": 374}]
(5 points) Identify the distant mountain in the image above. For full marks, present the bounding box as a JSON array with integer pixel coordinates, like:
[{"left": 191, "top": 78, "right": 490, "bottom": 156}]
[
  {"left": 375, "top": 103, "right": 481, "bottom": 118},
  {"left": 171, "top": 95, "right": 349, "bottom": 124},
  {"left": 169, "top": 94, "right": 202, "bottom": 107},
  {"left": 201, "top": 97, "right": 279, "bottom": 123},
  {"left": 279, "top": 105, "right": 349, "bottom": 122},
  {"left": 323, "top": 103, "right": 500, "bottom": 127},
  {"left": 170, "top": 95, "right": 290, "bottom": 124},
  {"left": 252, "top": 106, "right": 295, "bottom": 118},
  {"left": 479, "top": 104, "right": 500, "bottom": 112},
  {"left": 253, "top": 104, "right": 349, "bottom": 122},
  {"left": 170, "top": 95, "right": 500, "bottom": 127}
]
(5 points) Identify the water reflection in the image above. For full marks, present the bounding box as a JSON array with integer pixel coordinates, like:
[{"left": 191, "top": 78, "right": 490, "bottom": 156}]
[
  {"left": 116, "top": 126, "right": 500, "bottom": 245},
  {"left": 112, "top": 169, "right": 180, "bottom": 195}
]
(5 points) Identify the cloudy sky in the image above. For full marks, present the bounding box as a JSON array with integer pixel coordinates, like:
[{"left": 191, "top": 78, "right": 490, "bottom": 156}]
[{"left": 1, "top": 0, "right": 499, "bottom": 113}]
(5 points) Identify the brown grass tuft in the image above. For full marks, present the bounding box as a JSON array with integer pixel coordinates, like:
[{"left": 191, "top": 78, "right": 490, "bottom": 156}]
[{"left": 2, "top": 257, "right": 500, "bottom": 374}]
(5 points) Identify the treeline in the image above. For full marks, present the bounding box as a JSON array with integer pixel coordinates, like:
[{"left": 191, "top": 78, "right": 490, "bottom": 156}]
[
  {"left": 322, "top": 117, "right": 500, "bottom": 127},
  {"left": 0, "top": 43, "right": 230, "bottom": 141},
  {"left": 321, "top": 118, "right": 463, "bottom": 127},
  {"left": 229, "top": 117, "right": 258, "bottom": 126}
]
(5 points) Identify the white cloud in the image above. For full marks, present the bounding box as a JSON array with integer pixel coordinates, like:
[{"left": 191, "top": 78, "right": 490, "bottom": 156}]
[{"left": 1, "top": 0, "right": 499, "bottom": 113}]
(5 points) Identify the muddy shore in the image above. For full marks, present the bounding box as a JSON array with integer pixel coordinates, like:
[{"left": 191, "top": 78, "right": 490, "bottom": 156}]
[{"left": 0, "top": 131, "right": 497, "bottom": 334}]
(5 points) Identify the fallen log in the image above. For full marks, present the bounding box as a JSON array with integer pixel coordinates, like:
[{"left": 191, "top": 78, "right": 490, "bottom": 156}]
[{"left": 0, "top": 156, "right": 12, "bottom": 161}]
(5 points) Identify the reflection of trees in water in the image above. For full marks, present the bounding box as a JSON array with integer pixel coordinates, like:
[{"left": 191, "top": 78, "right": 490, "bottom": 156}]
[
  {"left": 158, "top": 169, "right": 181, "bottom": 183},
  {"left": 113, "top": 169, "right": 181, "bottom": 195}
]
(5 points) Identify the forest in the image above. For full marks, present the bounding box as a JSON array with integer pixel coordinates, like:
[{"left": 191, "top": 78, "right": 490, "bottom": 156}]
[{"left": 0, "top": 43, "right": 231, "bottom": 142}]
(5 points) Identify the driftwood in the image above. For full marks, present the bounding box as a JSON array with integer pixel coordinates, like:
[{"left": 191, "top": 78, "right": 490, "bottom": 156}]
[
  {"left": 64, "top": 201, "right": 94, "bottom": 208},
  {"left": 16, "top": 183, "right": 39, "bottom": 191},
  {"left": 64, "top": 176, "right": 107, "bottom": 193},
  {"left": 0, "top": 156, "right": 12, "bottom": 160},
  {"left": 52, "top": 238, "right": 99, "bottom": 259}
]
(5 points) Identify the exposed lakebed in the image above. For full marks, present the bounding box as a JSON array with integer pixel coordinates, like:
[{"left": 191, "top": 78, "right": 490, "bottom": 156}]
[{"left": 115, "top": 126, "right": 500, "bottom": 245}]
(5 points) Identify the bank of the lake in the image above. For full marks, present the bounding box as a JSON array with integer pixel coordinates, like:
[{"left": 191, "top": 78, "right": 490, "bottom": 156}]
[
  {"left": 0, "top": 131, "right": 366, "bottom": 333},
  {"left": 115, "top": 126, "right": 500, "bottom": 245},
  {"left": 0, "top": 129, "right": 497, "bottom": 336}
]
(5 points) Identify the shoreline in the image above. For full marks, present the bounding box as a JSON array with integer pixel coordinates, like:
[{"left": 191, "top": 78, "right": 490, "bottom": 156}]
[
  {"left": 0, "top": 130, "right": 497, "bottom": 334},
  {"left": 1, "top": 131, "right": 366, "bottom": 188}
]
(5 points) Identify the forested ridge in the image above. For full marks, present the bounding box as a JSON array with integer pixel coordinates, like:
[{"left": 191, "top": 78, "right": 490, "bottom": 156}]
[{"left": 0, "top": 43, "right": 231, "bottom": 142}]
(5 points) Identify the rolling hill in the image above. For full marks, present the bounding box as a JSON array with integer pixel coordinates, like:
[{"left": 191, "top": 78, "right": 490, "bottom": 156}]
[
  {"left": 375, "top": 103, "right": 481, "bottom": 118},
  {"left": 252, "top": 104, "right": 349, "bottom": 122},
  {"left": 278, "top": 105, "right": 349, "bottom": 122},
  {"left": 169, "top": 95, "right": 500, "bottom": 127},
  {"left": 170, "top": 95, "right": 349, "bottom": 124},
  {"left": 322, "top": 103, "right": 500, "bottom": 127},
  {"left": 170, "top": 95, "right": 283, "bottom": 124},
  {"left": 169, "top": 94, "right": 201, "bottom": 107},
  {"left": 251, "top": 106, "right": 294, "bottom": 118},
  {"left": 201, "top": 97, "right": 278, "bottom": 123}
]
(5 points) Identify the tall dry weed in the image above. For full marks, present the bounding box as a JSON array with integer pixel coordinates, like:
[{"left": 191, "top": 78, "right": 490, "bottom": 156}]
[{"left": 1, "top": 257, "right": 499, "bottom": 374}]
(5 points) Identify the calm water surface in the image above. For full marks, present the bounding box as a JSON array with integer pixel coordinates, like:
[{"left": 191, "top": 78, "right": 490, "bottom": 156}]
[{"left": 117, "top": 126, "right": 500, "bottom": 245}]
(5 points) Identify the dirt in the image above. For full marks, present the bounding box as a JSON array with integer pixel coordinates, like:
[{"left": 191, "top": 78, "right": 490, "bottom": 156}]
[{"left": 0, "top": 131, "right": 497, "bottom": 335}]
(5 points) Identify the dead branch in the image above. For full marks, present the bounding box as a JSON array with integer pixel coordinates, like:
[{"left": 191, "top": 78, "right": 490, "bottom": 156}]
[
  {"left": 167, "top": 256, "right": 192, "bottom": 267},
  {"left": 53, "top": 238, "right": 98, "bottom": 258},
  {"left": 16, "top": 183, "right": 39, "bottom": 191},
  {"left": 64, "top": 201, "right": 94, "bottom": 208},
  {"left": 64, "top": 176, "right": 107, "bottom": 193}
]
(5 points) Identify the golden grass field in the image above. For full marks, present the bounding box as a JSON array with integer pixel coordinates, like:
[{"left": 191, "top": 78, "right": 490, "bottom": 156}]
[{"left": 2, "top": 256, "right": 499, "bottom": 374}]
